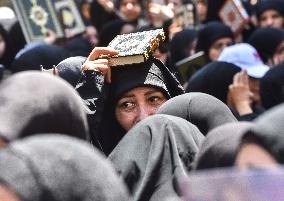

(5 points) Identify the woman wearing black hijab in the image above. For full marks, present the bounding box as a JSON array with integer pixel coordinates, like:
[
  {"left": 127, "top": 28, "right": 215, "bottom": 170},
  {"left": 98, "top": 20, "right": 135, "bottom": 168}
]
[
  {"left": 109, "top": 114, "right": 204, "bottom": 201},
  {"left": 194, "top": 122, "right": 253, "bottom": 170},
  {"left": 260, "top": 61, "right": 284, "bottom": 109},
  {"left": 255, "top": 0, "right": 284, "bottom": 29},
  {"left": 157, "top": 93, "right": 237, "bottom": 135},
  {"left": 236, "top": 103, "right": 284, "bottom": 168},
  {"left": 248, "top": 27, "right": 284, "bottom": 66},
  {"left": 77, "top": 47, "right": 184, "bottom": 155},
  {"left": 0, "top": 71, "right": 90, "bottom": 145},
  {"left": 0, "top": 134, "right": 129, "bottom": 201},
  {"left": 195, "top": 21, "right": 234, "bottom": 62}
]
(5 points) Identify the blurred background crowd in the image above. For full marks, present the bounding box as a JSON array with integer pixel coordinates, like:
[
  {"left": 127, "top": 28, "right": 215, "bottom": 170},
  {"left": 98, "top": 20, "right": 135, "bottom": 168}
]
[{"left": 0, "top": 0, "right": 284, "bottom": 200}]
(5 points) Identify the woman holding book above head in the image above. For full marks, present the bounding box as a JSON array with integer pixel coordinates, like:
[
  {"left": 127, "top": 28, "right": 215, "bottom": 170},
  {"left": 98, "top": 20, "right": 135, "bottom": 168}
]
[{"left": 76, "top": 46, "right": 184, "bottom": 155}]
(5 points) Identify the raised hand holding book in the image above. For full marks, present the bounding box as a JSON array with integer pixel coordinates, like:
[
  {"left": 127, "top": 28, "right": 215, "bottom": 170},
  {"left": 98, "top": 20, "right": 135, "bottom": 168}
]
[{"left": 106, "top": 29, "right": 166, "bottom": 67}]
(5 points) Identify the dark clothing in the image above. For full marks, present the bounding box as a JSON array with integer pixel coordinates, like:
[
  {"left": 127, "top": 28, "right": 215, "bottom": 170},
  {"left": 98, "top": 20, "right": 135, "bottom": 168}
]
[
  {"left": 65, "top": 36, "right": 93, "bottom": 57},
  {"left": 260, "top": 62, "right": 284, "bottom": 109},
  {"left": 248, "top": 28, "right": 284, "bottom": 63},
  {"left": 0, "top": 134, "right": 129, "bottom": 201},
  {"left": 0, "top": 72, "right": 89, "bottom": 142},
  {"left": 0, "top": 24, "right": 15, "bottom": 69},
  {"left": 186, "top": 61, "right": 241, "bottom": 103},
  {"left": 90, "top": 1, "right": 119, "bottom": 32},
  {"left": 56, "top": 56, "right": 86, "bottom": 87},
  {"left": 11, "top": 44, "right": 71, "bottom": 73},
  {"left": 194, "top": 122, "right": 253, "bottom": 170},
  {"left": 241, "top": 103, "right": 284, "bottom": 164},
  {"left": 76, "top": 57, "right": 184, "bottom": 155},
  {"left": 109, "top": 114, "right": 204, "bottom": 201},
  {"left": 157, "top": 93, "right": 237, "bottom": 135},
  {"left": 98, "top": 19, "right": 128, "bottom": 46}
]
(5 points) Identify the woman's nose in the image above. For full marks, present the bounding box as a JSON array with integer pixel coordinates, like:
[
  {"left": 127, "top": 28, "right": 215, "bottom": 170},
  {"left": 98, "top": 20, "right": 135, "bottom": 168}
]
[{"left": 136, "top": 106, "right": 155, "bottom": 123}]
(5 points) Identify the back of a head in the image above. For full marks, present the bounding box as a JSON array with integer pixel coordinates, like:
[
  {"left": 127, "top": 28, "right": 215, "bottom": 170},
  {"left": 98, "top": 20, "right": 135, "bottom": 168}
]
[
  {"left": 241, "top": 103, "right": 284, "bottom": 164},
  {"left": 109, "top": 114, "right": 204, "bottom": 200},
  {"left": 56, "top": 56, "right": 86, "bottom": 87},
  {"left": 260, "top": 61, "right": 284, "bottom": 109},
  {"left": 157, "top": 93, "right": 237, "bottom": 135},
  {"left": 186, "top": 61, "right": 241, "bottom": 103},
  {"left": 0, "top": 71, "right": 89, "bottom": 142},
  {"left": 194, "top": 122, "right": 253, "bottom": 170},
  {"left": 0, "top": 134, "right": 129, "bottom": 201},
  {"left": 11, "top": 44, "right": 70, "bottom": 73}
]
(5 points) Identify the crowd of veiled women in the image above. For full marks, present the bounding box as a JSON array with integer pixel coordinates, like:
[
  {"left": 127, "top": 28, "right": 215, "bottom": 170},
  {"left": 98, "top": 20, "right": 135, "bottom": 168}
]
[{"left": 0, "top": 0, "right": 284, "bottom": 200}]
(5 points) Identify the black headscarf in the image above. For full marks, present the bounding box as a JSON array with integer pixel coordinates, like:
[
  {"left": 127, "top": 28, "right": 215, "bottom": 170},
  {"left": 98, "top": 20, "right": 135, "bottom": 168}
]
[
  {"left": 0, "top": 24, "right": 15, "bottom": 69},
  {"left": 204, "top": 0, "right": 225, "bottom": 22},
  {"left": 157, "top": 93, "right": 237, "bottom": 135},
  {"left": 248, "top": 28, "right": 284, "bottom": 63},
  {"left": 8, "top": 22, "right": 26, "bottom": 57},
  {"left": 240, "top": 103, "right": 284, "bottom": 164},
  {"left": 194, "top": 122, "right": 253, "bottom": 170},
  {"left": 109, "top": 114, "right": 204, "bottom": 201},
  {"left": 169, "top": 29, "right": 197, "bottom": 64},
  {"left": 56, "top": 56, "right": 86, "bottom": 87},
  {"left": 260, "top": 62, "right": 284, "bottom": 109},
  {"left": 195, "top": 21, "right": 234, "bottom": 61},
  {"left": 11, "top": 44, "right": 71, "bottom": 73},
  {"left": 98, "top": 19, "right": 128, "bottom": 46},
  {"left": 65, "top": 36, "right": 93, "bottom": 57},
  {"left": 0, "top": 134, "right": 129, "bottom": 201},
  {"left": 185, "top": 61, "right": 241, "bottom": 103},
  {"left": 97, "top": 57, "right": 184, "bottom": 155},
  {"left": 255, "top": 0, "right": 284, "bottom": 20},
  {"left": 0, "top": 71, "right": 89, "bottom": 142},
  {"left": 90, "top": 0, "right": 119, "bottom": 32}
]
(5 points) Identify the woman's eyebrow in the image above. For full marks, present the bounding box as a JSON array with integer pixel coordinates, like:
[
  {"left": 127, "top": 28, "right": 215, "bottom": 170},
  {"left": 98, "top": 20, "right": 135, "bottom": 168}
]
[
  {"left": 144, "top": 89, "right": 161, "bottom": 96},
  {"left": 121, "top": 93, "right": 135, "bottom": 99}
]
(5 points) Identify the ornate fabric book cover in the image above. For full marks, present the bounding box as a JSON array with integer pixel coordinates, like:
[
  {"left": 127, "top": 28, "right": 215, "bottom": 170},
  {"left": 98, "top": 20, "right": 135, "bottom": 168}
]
[
  {"left": 107, "top": 29, "right": 165, "bottom": 66},
  {"left": 12, "top": 0, "right": 64, "bottom": 43},
  {"left": 219, "top": 0, "right": 249, "bottom": 35},
  {"left": 55, "top": 0, "right": 85, "bottom": 38}
]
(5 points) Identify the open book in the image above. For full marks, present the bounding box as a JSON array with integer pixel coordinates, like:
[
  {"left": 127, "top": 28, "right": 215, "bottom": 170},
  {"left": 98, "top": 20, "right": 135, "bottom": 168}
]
[{"left": 107, "top": 29, "right": 165, "bottom": 67}]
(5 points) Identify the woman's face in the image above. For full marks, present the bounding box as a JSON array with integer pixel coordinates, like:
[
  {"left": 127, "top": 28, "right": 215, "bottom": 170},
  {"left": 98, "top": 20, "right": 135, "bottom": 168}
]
[
  {"left": 259, "top": 9, "right": 284, "bottom": 28},
  {"left": 120, "top": 0, "right": 142, "bottom": 22},
  {"left": 273, "top": 41, "right": 284, "bottom": 65},
  {"left": 0, "top": 35, "right": 6, "bottom": 59},
  {"left": 208, "top": 37, "right": 233, "bottom": 61},
  {"left": 235, "top": 143, "right": 278, "bottom": 169},
  {"left": 115, "top": 86, "right": 168, "bottom": 131}
]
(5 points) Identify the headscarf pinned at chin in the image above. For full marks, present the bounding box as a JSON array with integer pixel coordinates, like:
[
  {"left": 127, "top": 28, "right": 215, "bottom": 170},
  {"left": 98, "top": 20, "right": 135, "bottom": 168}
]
[{"left": 111, "top": 57, "right": 184, "bottom": 103}]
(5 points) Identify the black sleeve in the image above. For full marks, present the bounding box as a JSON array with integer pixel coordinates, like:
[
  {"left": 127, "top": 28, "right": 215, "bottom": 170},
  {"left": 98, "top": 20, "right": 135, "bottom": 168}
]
[{"left": 76, "top": 70, "right": 108, "bottom": 151}]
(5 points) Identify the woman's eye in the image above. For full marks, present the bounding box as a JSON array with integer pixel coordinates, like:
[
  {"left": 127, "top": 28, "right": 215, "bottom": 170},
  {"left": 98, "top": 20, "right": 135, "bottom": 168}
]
[
  {"left": 118, "top": 101, "right": 135, "bottom": 110},
  {"left": 148, "top": 96, "right": 165, "bottom": 104}
]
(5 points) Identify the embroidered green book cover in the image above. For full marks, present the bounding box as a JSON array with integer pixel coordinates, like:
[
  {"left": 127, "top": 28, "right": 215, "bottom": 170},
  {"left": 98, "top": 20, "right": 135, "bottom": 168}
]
[{"left": 12, "top": 0, "right": 64, "bottom": 42}]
